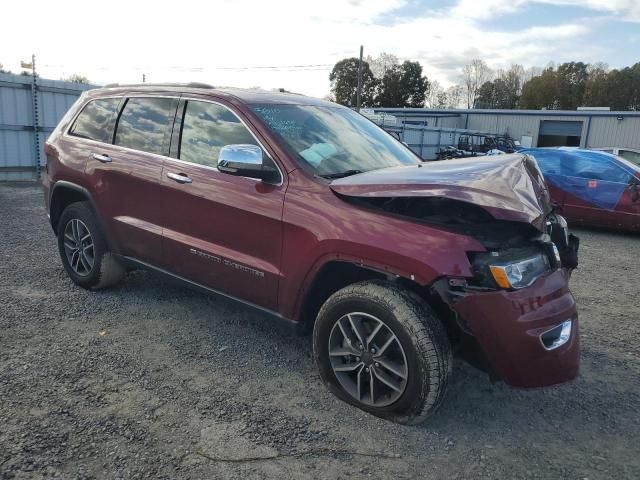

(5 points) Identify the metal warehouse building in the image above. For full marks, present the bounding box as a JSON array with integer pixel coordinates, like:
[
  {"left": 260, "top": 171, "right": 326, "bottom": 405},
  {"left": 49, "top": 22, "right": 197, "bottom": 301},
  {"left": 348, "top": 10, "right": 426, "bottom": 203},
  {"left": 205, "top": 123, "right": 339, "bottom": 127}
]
[{"left": 372, "top": 107, "right": 640, "bottom": 152}]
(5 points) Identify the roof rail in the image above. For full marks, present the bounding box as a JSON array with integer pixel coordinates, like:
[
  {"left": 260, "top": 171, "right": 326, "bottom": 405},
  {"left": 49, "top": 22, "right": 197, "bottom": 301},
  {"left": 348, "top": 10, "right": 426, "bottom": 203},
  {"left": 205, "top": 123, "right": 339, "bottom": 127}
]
[{"left": 102, "top": 82, "right": 215, "bottom": 89}]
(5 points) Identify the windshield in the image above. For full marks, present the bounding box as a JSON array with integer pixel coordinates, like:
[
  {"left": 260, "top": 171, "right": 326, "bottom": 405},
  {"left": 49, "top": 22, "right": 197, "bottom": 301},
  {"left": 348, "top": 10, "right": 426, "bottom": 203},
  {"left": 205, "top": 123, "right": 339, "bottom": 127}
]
[{"left": 251, "top": 104, "right": 419, "bottom": 178}]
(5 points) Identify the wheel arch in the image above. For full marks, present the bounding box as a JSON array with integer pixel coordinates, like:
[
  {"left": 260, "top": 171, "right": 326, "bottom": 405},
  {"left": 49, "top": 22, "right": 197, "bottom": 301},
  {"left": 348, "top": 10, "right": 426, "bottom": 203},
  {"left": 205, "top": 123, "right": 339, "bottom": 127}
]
[
  {"left": 296, "top": 260, "right": 432, "bottom": 335},
  {"left": 295, "top": 259, "right": 469, "bottom": 352},
  {"left": 49, "top": 181, "right": 113, "bottom": 249}
]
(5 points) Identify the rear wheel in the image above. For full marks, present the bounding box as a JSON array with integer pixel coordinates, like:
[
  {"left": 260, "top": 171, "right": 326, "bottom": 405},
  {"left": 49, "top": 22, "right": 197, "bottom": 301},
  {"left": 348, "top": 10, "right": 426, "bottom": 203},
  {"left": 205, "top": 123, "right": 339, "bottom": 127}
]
[
  {"left": 313, "top": 280, "right": 451, "bottom": 424},
  {"left": 57, "top": 202, "right": 125, "bottom": 289}
]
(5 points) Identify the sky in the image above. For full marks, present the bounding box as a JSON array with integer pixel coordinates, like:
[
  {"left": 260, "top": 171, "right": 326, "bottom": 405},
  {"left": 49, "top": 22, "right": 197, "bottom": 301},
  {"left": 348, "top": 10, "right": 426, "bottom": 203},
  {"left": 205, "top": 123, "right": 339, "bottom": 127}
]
[{"left": 1, "top": 0, "right": 639, "bottom": 97}]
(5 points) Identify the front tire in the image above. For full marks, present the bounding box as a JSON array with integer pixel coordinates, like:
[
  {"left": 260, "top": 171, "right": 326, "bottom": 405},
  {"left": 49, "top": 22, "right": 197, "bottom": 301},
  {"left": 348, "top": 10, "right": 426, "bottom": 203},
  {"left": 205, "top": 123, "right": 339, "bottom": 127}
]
[
  {"left": 313, "top": 280, "right": 451, "bottom": 425},
  {"left": 57, "top": 202, "right": 125, "bottom": 289}
]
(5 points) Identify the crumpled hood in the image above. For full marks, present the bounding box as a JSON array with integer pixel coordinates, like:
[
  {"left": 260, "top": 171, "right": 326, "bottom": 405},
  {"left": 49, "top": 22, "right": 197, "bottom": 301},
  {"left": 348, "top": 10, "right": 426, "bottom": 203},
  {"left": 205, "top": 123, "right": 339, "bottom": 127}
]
[{"left": 330, "top": 153, "right": 552, "bottom": 231}]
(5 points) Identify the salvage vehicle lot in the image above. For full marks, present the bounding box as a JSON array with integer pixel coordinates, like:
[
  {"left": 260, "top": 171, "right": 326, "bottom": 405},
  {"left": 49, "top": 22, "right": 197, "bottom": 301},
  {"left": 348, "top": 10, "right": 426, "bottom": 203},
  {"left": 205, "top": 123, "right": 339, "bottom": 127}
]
[{"left": 1, "top": 184, "right": 639, "bottom": 479}]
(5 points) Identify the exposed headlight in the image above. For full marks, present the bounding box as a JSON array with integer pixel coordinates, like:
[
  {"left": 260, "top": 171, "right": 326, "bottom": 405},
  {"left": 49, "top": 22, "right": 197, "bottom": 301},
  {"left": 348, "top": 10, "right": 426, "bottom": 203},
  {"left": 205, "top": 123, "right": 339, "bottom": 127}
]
[{"left": 489, "top": 252, "right": 549, "bottom": 289}]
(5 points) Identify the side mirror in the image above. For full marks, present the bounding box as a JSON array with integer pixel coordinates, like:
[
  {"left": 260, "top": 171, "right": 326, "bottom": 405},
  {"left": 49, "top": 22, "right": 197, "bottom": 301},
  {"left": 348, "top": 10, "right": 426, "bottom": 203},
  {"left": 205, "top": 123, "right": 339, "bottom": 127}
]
[{"left": 217, "top": 144, "right": 280, "bottom": 183}]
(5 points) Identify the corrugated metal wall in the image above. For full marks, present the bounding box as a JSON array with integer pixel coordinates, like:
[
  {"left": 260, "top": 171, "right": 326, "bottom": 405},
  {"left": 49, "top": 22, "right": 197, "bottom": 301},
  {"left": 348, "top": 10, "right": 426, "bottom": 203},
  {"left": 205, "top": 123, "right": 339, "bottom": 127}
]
[
  {"left": 0, "top": 73, "right": 93, "bottom": 180},
  {"left": 586, "top": 116, "right": 640, "bottom": 148},
  {"left": 464, "top": 113, "right": 593, "bottom": 147}
]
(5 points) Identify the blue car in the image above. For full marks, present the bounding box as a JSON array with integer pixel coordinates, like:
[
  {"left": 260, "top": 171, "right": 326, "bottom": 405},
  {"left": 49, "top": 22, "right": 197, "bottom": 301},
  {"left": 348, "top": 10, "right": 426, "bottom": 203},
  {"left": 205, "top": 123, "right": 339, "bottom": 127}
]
[{"left": 520, "top": 148, "right": 640, "bottom": 231}]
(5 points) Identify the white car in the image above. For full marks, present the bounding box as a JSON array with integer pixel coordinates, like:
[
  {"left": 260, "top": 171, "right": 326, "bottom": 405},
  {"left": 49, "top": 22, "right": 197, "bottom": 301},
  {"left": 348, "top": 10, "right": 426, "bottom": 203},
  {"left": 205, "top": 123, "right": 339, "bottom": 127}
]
[{"left": 592, "top": 147, "right": 640, "bottom": 167}]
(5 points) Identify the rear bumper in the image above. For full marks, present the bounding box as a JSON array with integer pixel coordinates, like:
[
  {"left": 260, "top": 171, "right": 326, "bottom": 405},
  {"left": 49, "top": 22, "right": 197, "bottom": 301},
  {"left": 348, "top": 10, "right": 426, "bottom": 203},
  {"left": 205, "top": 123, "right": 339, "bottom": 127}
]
[{"left": 453, "top": 268, "right": 579, "bottom": 388}]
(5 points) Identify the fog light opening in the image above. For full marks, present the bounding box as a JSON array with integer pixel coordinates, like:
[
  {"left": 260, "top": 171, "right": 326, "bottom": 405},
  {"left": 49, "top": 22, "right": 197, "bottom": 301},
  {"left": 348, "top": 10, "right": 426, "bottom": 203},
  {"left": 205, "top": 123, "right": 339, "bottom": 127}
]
[{"left": 540, "top": 320, "right": 572, "bottom": 351}]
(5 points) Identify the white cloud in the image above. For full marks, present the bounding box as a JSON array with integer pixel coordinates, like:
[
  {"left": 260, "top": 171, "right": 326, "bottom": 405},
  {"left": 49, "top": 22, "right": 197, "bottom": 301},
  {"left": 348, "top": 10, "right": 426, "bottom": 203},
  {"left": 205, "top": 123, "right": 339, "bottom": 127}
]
[
  {"left": 0, "top": 0, "right": 628, "bottom": 97},
  {"left": 449, "top": 0, "right": 528, "bottom": 20},
  {"left": 450, "top": 0, "right": 640, "bottom": 21},
  {"left": 538, "top": 0, "right": 640, "bottom": 21}
]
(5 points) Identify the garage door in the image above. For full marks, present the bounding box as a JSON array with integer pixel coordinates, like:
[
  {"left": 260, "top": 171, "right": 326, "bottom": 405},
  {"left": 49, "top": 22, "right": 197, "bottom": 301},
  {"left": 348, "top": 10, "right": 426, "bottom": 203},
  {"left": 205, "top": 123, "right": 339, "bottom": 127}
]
[{"left": 539, "top": 120, "right": 583, "bottom": 136}]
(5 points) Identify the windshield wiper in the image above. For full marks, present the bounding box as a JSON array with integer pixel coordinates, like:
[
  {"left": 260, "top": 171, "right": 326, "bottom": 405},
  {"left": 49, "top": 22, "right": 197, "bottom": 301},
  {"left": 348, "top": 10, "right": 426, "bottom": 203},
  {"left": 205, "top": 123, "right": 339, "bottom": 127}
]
[{"left": 319, "top": 169, "right": 364, "bottom": 180}]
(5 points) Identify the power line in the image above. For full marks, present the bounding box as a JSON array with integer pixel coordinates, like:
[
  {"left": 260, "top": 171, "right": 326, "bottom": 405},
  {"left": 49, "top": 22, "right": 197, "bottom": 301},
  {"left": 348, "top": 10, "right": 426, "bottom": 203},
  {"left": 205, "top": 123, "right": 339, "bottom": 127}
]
[
  {"left": 211, "top": 64, "right": 332, "bottom": 70},
  {"left": 39, "top": 63, "right": 333, "bottom": 72}
]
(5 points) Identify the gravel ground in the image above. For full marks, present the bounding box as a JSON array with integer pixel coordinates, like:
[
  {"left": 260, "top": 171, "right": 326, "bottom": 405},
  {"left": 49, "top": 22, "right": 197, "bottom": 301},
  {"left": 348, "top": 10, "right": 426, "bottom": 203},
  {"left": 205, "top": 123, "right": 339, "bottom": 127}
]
[{"left": 1, "top": 183, "right": 639, "bottom": 480}]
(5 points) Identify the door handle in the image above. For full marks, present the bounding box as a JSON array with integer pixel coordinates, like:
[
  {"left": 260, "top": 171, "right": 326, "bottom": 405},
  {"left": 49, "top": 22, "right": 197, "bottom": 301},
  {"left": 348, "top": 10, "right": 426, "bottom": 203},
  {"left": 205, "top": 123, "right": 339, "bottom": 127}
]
[
  {"left": 167, "top": 172, "right": 193, "bottom": 184},
  {"left": 91, "top": 153, "right": 112, "bottom": 163}
]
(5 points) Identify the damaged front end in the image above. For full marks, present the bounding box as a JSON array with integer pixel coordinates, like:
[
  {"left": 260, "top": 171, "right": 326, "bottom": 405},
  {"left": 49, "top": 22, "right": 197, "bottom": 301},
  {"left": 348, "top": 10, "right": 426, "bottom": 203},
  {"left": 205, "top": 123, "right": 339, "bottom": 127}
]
[
  {"left": 330, "top": 154, "right": 581, "bottom": 388},
  {"left": 449, "top": 213, "right": 580, "bottom": 388}
]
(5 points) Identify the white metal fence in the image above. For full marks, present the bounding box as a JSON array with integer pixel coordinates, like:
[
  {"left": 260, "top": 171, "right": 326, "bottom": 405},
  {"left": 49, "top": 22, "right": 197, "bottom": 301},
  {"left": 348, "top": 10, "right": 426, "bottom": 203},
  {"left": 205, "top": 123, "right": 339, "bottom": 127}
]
[{"left": 0, "top": 72, "right": 94, "bottom": 181}]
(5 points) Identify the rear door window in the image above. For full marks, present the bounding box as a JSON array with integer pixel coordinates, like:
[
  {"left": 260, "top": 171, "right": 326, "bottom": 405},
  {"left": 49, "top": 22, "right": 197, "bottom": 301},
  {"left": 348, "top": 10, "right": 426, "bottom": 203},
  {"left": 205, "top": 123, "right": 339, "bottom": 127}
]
[
  {"left": 114, "top": 97, "right": 177, "bottom": 155},
  {"left": 69, "top": 98, "right": 121, "bottom": 143}
]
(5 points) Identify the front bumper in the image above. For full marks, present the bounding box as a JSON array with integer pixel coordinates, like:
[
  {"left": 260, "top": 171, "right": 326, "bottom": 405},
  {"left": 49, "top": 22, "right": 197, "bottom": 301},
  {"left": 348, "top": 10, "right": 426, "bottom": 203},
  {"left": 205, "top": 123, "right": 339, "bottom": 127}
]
[{"left": 453, "top": 268, "right": 579, "bottom": 388}]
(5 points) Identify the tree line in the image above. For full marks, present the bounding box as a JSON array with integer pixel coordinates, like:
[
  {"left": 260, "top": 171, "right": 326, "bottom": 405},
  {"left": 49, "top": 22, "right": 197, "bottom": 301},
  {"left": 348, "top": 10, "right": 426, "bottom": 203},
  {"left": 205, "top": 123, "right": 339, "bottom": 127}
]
[
  {"left": 476, "top": 61, "right": 640, "bottom": 111},
  {"left": 329, "top": 54, "right": 640, "bottom": 111}
]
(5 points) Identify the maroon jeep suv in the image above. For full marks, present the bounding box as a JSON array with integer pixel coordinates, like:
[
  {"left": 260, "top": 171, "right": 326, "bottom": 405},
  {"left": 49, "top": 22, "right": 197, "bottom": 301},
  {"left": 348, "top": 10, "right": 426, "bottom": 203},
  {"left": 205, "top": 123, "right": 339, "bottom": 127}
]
[{"left": 43, "top": 83, "right": 580, "bottom": 424}]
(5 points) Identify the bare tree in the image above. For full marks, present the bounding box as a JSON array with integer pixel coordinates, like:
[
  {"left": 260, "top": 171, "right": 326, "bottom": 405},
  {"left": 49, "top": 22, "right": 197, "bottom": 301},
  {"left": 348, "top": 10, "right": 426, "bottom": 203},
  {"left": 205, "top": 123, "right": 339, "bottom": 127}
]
[
  {"left": 425, "top": 80, "right": 445, "bottom": 108},
  {"left": 364, "top": 52, "right": 399, "bottom": 79},
  {"left": 587, "top": 62, "right": 609, "bottom": 74},
  {"left": 461, "top": 59, "right": 493, "bottom": 108},
  {"left": 507, "top": 64, "right": 525, "bottom": 94},
  {"left": 498, "top": 64, "right": 526, "bottom": 108},
  {"left": 446, "top": 85, "right": 464, "bottom": 108}
]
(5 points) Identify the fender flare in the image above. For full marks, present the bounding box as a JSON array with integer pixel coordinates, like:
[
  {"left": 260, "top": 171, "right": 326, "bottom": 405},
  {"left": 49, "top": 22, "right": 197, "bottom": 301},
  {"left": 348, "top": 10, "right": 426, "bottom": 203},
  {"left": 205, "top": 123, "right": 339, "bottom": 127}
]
[
  {"left": 49, "top": 180, "right": 114, "bottom": 249},
  {"left": 288, "top": 251, "right": 437, "bottom": 322}
]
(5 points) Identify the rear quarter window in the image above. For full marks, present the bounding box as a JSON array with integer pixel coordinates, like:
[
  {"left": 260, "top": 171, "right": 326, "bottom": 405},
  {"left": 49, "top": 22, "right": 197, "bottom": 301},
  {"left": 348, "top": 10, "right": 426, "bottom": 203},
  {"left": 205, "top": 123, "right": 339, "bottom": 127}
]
[{"left": 69, "top": 98, "right": 121, "bottom": 143}]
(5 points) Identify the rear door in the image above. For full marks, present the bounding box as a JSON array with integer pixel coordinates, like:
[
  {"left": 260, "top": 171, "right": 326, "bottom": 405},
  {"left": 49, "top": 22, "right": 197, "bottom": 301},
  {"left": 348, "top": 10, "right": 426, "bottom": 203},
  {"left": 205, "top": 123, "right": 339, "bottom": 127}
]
[
  {"left": 85, "top": 95, "right": 178, "bottom": 264},
  {"left": 159, "top": 97, "right": 286, "bottom": 311}
]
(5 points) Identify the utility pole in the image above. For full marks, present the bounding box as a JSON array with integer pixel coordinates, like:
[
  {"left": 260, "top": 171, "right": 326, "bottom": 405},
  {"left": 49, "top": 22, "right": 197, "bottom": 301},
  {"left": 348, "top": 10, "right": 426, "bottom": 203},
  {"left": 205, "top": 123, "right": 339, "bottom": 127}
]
[
  {"left": 31, "top": 54, "right": 40, "bottom": 178},
  {"left": 20, "top": 54, "right": 41, "bottom": 179},
  {"left": 21, "top": 54, "right": 40, "bottom": 179},
  {"left": 356, "top": 45, "right": 363, "bottom": 112}
]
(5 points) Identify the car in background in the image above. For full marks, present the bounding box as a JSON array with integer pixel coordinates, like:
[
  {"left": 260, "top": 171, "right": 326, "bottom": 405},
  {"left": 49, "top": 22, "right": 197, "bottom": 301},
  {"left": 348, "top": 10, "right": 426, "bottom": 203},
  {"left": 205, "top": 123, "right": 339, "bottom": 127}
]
[
  {"left": 592, "top": 147, "right": 640, "bottom": 168},
  {"left": 521, "top": 147, "right": 640, "bottom": 232}
]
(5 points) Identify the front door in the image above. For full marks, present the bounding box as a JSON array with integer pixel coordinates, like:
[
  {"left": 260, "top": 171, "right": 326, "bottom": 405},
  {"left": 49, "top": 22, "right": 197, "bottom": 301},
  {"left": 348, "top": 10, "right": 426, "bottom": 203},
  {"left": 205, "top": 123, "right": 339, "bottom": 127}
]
[{"left": 160, "top": 98, "right": 286, "bottom": 311}]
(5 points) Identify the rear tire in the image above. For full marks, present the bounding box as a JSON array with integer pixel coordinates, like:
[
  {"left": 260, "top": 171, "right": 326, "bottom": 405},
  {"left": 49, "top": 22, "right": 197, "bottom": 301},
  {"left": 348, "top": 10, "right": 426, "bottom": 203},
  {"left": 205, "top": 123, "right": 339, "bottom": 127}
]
[
  {"left": 57, "top": 202, "right": 125, "bottom": 289},
  {"left": 313, "top": 280, "right": 451, "bottom": 425}
]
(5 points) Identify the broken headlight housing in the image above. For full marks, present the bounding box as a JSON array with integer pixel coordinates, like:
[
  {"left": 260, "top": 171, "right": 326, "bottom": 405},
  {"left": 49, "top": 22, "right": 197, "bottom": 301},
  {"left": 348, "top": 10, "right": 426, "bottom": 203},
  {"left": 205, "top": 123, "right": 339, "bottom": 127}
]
[
  {"left": 489, "top": 253, "right": 549, "bottom": 289},
  {"left": 469, "top": 246, "right": 551, "bottom": 290}
]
